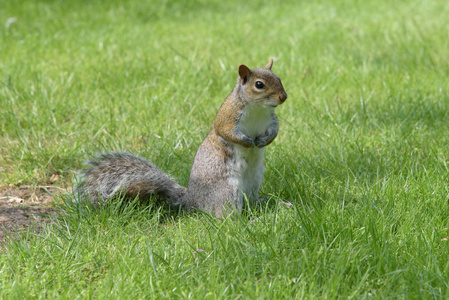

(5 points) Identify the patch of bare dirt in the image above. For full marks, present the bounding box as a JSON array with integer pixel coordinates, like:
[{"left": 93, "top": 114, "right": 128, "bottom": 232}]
[{"left": 0, "top": 185, "right": 66, "bottom": 241}]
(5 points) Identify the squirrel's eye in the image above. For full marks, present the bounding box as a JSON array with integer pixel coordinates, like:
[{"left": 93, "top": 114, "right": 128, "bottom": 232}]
[{"left": 255, "top": 81, "right": 265, "bottom": 89}]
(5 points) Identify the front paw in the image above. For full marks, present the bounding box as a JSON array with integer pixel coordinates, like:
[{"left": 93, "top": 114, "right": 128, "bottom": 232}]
[
  {"left": 255, "top": 135, "right": 269, "bottom": 148},
  {"left": 245, "top": 137, "right": 256, "bottom": 148},
  {"left": 256, "top": 128, "right": 278, "bottom": 148},
  {"left": 235, "top": 133, "right": 255, "bottom": 148}
]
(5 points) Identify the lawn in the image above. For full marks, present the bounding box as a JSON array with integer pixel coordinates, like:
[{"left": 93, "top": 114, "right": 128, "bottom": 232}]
[{"left": 1, "top": 0, "right": 449, "bottom": 298}]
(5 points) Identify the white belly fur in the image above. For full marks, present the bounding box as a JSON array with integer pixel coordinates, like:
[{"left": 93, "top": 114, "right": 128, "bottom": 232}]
[{"left": 228, "top": 104, "right": 274, "bottom": 207}]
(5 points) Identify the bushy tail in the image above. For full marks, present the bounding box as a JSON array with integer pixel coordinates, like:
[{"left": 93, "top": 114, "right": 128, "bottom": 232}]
[{"left": 75, "top": 152, "right": 187, "bottom": 207}]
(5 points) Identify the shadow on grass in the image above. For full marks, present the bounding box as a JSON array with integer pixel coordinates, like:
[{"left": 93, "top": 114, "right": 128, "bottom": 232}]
[{"left": 57, "top": 188, "right": 188, "bottom": 231}]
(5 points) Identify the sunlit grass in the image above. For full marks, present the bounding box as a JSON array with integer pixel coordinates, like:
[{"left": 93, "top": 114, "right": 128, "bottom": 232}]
[{"left": 1, "top": 0, "right": 449, "bottom": 298}]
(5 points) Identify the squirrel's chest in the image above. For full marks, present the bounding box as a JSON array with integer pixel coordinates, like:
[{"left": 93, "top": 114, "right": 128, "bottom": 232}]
[
  {"left": 237, "top": 104, "right": 274, "bottom": 138},
  {"left": 228, "top": 145, "right": 265, "bottom": 200}
]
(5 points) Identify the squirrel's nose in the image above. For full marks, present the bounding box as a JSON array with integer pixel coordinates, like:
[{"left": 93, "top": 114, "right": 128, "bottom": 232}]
[{"left": 279, "top": 91, "right": 287, "bottom": 103}]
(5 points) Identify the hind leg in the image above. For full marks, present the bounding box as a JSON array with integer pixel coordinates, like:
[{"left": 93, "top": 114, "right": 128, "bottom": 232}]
[{"left": 211, "top": 180, "right": 243, "bottom": 218}]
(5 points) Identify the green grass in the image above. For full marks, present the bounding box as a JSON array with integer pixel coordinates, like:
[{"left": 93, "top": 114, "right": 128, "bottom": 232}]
[{"left": 1, "top": 0, "right": 449, "bottom": 297}]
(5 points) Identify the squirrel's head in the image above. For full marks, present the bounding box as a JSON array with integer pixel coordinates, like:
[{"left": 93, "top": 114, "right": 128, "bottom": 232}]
[{"left": 237, "top": 59, "right": 287, "bottom": 107}]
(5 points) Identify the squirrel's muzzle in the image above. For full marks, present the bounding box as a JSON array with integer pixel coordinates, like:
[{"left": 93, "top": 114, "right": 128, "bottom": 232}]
[{"left": 279, "top": 91, "right": 287, "bottom": 104}]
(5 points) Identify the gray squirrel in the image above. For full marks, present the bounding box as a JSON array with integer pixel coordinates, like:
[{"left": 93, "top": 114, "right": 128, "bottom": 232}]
[{"left": 76, "top": 59, "right": 287, "bottom": 217}]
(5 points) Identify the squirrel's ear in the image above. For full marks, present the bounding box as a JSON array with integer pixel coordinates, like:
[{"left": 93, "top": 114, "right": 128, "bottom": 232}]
[
  {"left": 239, "top": 64, "right": 251, "bottom": 85},
  {"left": 265, "top": 58, "right": 274, "bottom": 70}
]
